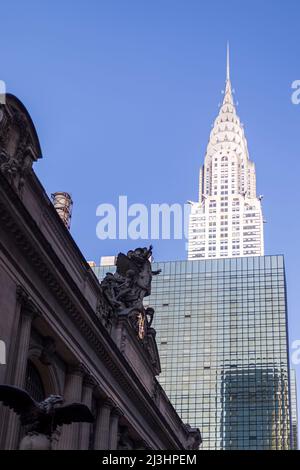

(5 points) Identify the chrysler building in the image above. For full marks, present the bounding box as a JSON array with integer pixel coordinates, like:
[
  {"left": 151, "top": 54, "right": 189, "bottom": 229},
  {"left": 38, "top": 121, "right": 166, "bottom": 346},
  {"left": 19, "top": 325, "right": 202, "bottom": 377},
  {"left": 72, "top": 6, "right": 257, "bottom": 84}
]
[{"left": 188, "top": 46, "right": 264, "bottom": 260}]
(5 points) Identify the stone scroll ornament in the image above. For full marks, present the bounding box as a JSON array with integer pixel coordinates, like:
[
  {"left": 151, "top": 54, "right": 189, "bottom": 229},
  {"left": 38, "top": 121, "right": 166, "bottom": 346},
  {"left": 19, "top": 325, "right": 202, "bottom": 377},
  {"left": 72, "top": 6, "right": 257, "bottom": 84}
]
[
  {"left": 101, "top": 245, "right": 161, "bottom": 340},
  {"left": 0, "top": 95, "right": 42, "bottom": 194},
  {"left": 0, "top": 385, "right": 94, "bottom": 450}
]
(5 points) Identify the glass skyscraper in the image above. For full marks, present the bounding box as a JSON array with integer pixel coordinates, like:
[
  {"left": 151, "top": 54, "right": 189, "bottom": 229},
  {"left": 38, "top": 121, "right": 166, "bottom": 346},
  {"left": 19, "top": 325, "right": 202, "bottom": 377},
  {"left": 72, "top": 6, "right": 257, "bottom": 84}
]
[
  {"left": 290, "top": 369, "right": 298, "bottom": 449},
  {"left": 94, "top": 254, "right": 293, "bottom": 450}
]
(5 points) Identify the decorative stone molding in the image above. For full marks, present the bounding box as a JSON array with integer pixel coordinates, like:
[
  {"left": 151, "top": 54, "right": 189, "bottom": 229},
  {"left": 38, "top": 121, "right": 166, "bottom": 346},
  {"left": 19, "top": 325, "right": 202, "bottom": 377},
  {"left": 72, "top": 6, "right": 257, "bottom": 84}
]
[
  {"left": 151, "top": 378, "right": 160, "bottom": 403},
  {"left": 96, "top": 289, "right": 114, "bottom": 332},
  {"left": 184, "top": 424, "right": 202, "bottom": 450},
  {"left": 28, "top": 344, "right": 44, "bottom": 360},
  {"left": 16, "top": 285, "right": 40, "bottom": 320},
  {"left": 83, "top": 374, "right": 97, "bottom": 390},
  {"left": 67, "top": 363, "right": 86, "bottom": 377},
  {"left": 117, "top": 316, "right": 161, "bottom": 378},
  {"left": 16, "top": 284, "right": 29, "bottom": 304},
  {"left": 102, "top": 397, "right": 115, "bottom": 409},
  {"left": 111, "top": 406, "right": 123, "bottom": 418},
  {"left": 0, "top": 95, "right": 42, "bottom": 195},
  {"left": 120, "top": 326, "right": 127, "bottom": 354},
  {"left": 142, "top": 327, "right": 161, "bottom": 375}
]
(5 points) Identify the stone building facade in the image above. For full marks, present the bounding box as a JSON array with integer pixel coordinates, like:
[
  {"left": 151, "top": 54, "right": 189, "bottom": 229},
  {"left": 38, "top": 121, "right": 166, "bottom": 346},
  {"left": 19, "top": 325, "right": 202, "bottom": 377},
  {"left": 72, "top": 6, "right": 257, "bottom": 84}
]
[{"left": 0, "top": 94, "right": 200, "bottom": 450}]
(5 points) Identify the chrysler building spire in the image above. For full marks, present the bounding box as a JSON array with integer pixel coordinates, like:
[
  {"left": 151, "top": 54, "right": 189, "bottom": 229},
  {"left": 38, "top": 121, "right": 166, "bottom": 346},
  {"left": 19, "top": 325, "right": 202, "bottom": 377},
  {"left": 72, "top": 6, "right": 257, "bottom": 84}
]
[
  {"left": 188, "top": 46, "right": 264, "bottom": 260},
  {"left": 226, "top": 41, "right": 230, "bottom": 81}
]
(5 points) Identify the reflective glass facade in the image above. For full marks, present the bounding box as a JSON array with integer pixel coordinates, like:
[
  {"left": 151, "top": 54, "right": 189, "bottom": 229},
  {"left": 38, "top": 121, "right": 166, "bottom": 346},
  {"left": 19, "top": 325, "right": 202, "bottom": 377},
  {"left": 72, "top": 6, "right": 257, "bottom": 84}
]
[
  {"left": 94, "top": 255, "right": 293, "bottom": 450},
  {"left": 290, "top": 369, "right": 298, "bottom": 449}
]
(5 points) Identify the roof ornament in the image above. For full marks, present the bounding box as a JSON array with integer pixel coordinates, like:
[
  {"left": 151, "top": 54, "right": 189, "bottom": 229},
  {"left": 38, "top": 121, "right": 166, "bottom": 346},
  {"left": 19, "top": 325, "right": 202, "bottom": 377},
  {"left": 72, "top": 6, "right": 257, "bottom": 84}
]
[
  {"left": 101, "top": 246, "right": 161, "bottom": 340},
  {"left": 226, "top": 41, "right": 230, "bottom": 81}
]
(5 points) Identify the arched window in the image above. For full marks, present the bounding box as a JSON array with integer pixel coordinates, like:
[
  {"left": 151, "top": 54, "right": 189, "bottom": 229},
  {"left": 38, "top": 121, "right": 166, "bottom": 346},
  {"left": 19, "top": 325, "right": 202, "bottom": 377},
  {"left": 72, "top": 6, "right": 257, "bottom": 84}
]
[{"left": 25, "top": 360, "right": 45, "bottom": 402}]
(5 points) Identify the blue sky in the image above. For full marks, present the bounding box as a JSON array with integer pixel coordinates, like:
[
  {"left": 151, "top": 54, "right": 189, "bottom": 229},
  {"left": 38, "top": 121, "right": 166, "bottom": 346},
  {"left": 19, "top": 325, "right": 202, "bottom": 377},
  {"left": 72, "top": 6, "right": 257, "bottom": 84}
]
[{"left": 1, "top": 0, "right": 300, "bottom": 436}]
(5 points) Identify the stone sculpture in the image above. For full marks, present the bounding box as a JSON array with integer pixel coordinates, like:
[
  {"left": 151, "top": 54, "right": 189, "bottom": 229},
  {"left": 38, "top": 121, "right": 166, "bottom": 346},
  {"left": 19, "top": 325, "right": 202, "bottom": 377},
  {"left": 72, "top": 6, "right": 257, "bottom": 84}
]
[
  {"left": 0, "top": 384, "right": 94, "bottom": 450},
  {"left": 101, "top": 245, "right": 161, "bottom": 340}
]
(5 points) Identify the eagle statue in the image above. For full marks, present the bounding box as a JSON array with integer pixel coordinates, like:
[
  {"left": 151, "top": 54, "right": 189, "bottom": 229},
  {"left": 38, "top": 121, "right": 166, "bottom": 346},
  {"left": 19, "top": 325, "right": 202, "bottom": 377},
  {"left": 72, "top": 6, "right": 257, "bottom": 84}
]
[{"left": 0, "top": 384, "right": 94, "bottom": 449}]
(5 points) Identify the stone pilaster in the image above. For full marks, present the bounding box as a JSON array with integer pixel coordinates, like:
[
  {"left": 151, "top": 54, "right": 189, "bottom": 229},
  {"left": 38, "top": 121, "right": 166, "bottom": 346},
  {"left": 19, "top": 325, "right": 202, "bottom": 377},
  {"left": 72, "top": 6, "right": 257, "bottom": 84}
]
[
  {"left": 94, "top": 398, "right": 114, "bottom": 450},
  {"left": 14, "top": 307, "right": 37, "bottom": 386},
  {"left": 5, "top": 291, "right": 38, "bottom": 449},
  {"left": 79, "top": 375, "right": 96, "bottom": 450},
  {"left": 109, "top": 407, "right": 123, "bottom": 450},
  {"left": 57, "top": 364, "right": 84, "bottom": 449}
]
